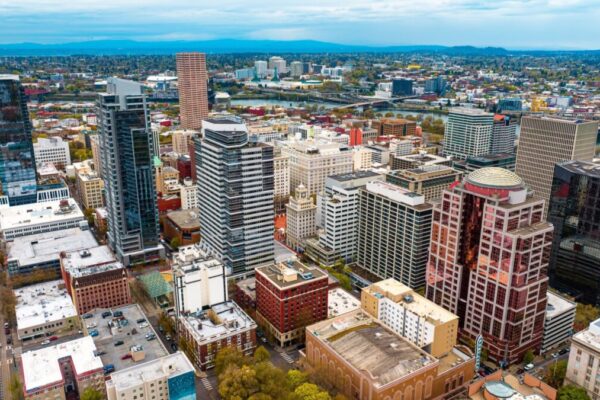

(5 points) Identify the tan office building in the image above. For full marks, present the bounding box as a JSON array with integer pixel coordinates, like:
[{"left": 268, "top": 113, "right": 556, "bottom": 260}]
[
  {"left": 515, "top": 116, "right": 597, "bottom": 215},
  {"left": 285, "top": 184, "right": 317, "bottom": 252},
  {"left": 77, "top": 172, "right": 105, "bottom": 209},
  {"left": 176, "top": 52, "right": 208, "bottom": 130},
  {"left": 386, "top": 165, "right": 462, "bottom": 202}
]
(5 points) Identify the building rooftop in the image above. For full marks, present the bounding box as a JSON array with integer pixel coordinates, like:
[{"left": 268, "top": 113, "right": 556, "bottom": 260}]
[
  {"left": 365, "top": 279, "right": 458, "bottom": 325},
  {"left": 15, "top": 280, "right": 78, "bottom": 331},
  {"left": 85, "top": 304, "right": 168, "bottom": 373},
  {"left": 466, "top": 167, "right": 524, "bottom": 189},
  {"left": 0, "top": 198, "right": 84, "bottom": 233},
  {"left": 237, "top": 277, "right": 256, "bottom": 301},
  {"left": 558, "top": 160, "right": 600, "bottom": 178},
  {"left": 328, "top": 288, "right": 360, "bottom": 318},
  {"left": 21, "top": 336, "right": 103, "bottom": 393},
  {"left": 328, "top": 170, "right": 382, "bottom": 183},
  {"left": 106, "top": 352, "right": 195, "bottom": 392},
  {"left": 166, "top": 209, "right": 200, "bottom": 229},
  {"left": 256, "top": 260, "right": 328, "bottom": 289},
  {"left": 365, "top": 181, "right": 430, "bottom": 208},
  {"left": 308, "top": 310, "right": 437, "bottom": 387},
  {"left": 449, "top": 107, "right": 493, "bottom": 117},
  {"left": 178, "top": 301, "right": 256, "bottom": 346},
  {"left": 467, "top": 153, "right": 516, "bottom": 163},
  {"left": 61, "top": 245, "right": 117, "bottom": 272},
  {"left": 7, "top": 227, "right": 98, "bottom": 268},
  {"left": 546, "top": 292, "right": 576, "bottom": 319}
]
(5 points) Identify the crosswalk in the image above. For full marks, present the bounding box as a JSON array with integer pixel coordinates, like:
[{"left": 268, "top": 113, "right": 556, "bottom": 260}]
[
  {"left": 278, "top": 351, "right": 294, "bottom": 364},
  {"left": 201, "top": 377, "right": 213, "bottom": 391}
]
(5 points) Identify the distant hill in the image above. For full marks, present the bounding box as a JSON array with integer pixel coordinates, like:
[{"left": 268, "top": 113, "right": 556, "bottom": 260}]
[{"left": 0, "top": 39, "right": 597, "bottom": 56}]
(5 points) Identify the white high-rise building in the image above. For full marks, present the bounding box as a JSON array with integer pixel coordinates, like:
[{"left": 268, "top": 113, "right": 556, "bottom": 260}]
[
  {"left": 268, "top": 56, "right": 286, "bottom": 74},
  {"left": 290, "top": 61, "right": 303, "bottom": 77},
  {"left": 179, "top": 178, "right": 197, "bottom": 210},
  {"left": 273, "top": 148, "right": 290, "bottom": 213},
  {"left": 285, "top": 184, "right": 317, "bottom": 252},
  {"left": 254, "top": 60, "right": 268, "bottom": 78},
  {"left": 443, "top": 108, "right": 494, "bottom": 160},
  {"left": 33, "top": 137, "right": 71, "bottom": 169}
]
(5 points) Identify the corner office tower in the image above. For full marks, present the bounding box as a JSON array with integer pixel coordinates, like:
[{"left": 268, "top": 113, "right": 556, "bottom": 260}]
[{"left": 98, "top": 78, "right": 164, "bottom": 266}]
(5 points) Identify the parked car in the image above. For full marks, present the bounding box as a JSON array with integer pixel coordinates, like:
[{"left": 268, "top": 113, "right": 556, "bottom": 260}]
[
  {"left": 559, "top": 348, "right": 569, "bottom": 355},
  {"left": 145, "top": 333, "right": 156, "bottom": 341},
  {"left": 113, "top": 311, "right": 123, "bottom": 318},
  {"left": 114, "top": 340, "right": 124, "bottom": 346},
  {"left": 82, "top": 313, "right": 94, "bottom": 319},
  {"left": 524, "top": 363, "right": 534, "bottom": 371},
  {"left": 41, "top": 340, "right": 50, "bottom": 345},
  {"left": 86, "top": 322, "right": 97, "bottom": 329},
  {"left": 49, "top": 336, "right": 58, "bottom": 341},
  {"left": 136, "top": 319, "right": 146, "bottom": 324},
  {"left": 101, "top": 311, "right": 112, "bottom": 318},
  {"left": 138, "top": 322, "right": 149, "bottom": 329},
  {"left": 4, "top": 322, "right": 10, "bottom": 328},
  {"left": 94, "top": 350, "right": 106, "bottom": 356},
  {"left": 103, "top": 364, "right": 115, "bottom": 374},
  {"left": 165, "top": 334, "right": 172, "bottom": 341},
  {"left": 89, "top": 330, "right": 99, "bottom": 337},
  {"left": 170, "top": 343, "right": 178, "bottom": 351},
  {"left": 121, "top": 353, "right": 132, "bottom": 360}
]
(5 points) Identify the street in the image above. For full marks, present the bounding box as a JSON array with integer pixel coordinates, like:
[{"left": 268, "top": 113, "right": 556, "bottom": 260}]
[{"left": 0, "top": 317, "right": 12, "bottom": 400}]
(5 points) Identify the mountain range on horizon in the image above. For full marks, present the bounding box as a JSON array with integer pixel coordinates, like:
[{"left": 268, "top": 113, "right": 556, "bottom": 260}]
[{"left": 0, "top": 38, "right": 598, "bottom": 56}]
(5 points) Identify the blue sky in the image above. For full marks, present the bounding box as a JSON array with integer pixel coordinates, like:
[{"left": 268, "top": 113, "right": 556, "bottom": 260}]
[{"left": 1, "top": 0, "right": 599, "bottom": 49}]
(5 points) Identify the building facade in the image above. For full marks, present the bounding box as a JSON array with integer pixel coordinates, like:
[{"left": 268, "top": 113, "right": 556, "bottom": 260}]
[
  {"left": 386, "top": 165, "right": 462, "bottom": 202},
  {"left": 0, "top": 74, "right": 38, "bottom": 205},
  {"left": 356, "top": 181, "right": 433, "bottom": 289},
  {"left": 542, "top": 292, "right": 576, "bottom": 354},
  {"left": 285, "top": 184, "right": 317, "bottom": 252},
  {"left": 98, "top": 77, "right": 163, "bottom": 266},
  {"left": 176, "top": 53, "right": 208, "bottom": 130},
  {"left": 255, "top": 261, "right": 328, "bottom": 346},
  {"left": 77, "top": 172, "right": 105, "bottom": 209},
  {"left": 443, "top": 108, "right": 494, "bottom": 160},
  {"left": 196, "top": 118, "right": 274, "bottom": 276},
  {"left": 426, "top": 167, "right": 553, "bottom": 364},
  {"left": 273, "top": 148, "right": 290, "bottom": 213},
  {"left": 565, "top": 319, "right": 600, "bottom": 399},
  {"left": 515, "top": 116, "right": 598, "bottom": 216},
  {"left": 33, "top": 137, "right": 71, "bottom": 169},
  {"left": 491, "top": 114, "right": 517, "bottom": 154}
]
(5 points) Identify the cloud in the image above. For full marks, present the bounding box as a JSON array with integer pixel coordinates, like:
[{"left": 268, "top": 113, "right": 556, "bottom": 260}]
[{"left": 0, "top": 0, "right": 599, "bottom": 48}]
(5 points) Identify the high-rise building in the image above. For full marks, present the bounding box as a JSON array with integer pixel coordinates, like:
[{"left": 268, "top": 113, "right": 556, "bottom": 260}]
[
  {"left": 497, "top": 98, "right": 522, "bottom": 113},
  {"left": 171, "top": 129, "right": 198, "bottom": 155},
  {"left": 283, "top": 140, "right": 354, "bottom": 197},
  {"left": 273, "top": 147, "right": 290, "bottom": 213},
  {"left": 515, "top": 116, "right": 597, "bottom": 216},
  {"left": 77, "top": 171, "right": 105, "bottom": 209},
  {"left": 443, "top": 108, "right": 494, "bottom": 160},
  {"left": 176, "top": 52, "right": 209, "bottom": 130},
  {"left": 548, "top": 161, "right": 600, "bottom": 304},
  {"left": 356, "top": 181, "right": 433, "bottom": 289},
  {"left": 452, "top": 153, "right": 516, "bottom": 173},
  {"left": 425, "top": 76, "right": 446, "bottom": 95},
  {"left": 0, "top": 74, "right": 37, "bottom": 205},
  {"left": 33, "top": 137, "right": 71, "bottom": 169},
  {"left": 255, "top": 260, "right": 328, "bottom": 346},
  {"left": 268, "top": 56, "right": 286, "bottom": 74},
  {"left": 290, "top": 61, "right": 303, "bottom": 77},
  {"left": 285, "top": 184, "right": 317, "bottom": 252},
  {"left": 491, "top": 114, "right": 517, "bottom": 154},
  {"left": 386, "top": 165, "right": 463, "bottom": 202},
  {"left": 254, "top": 60, "right": 268, "bottom": 78},
  {"left": 392, "top": 78, "right": 413, "bottom": 96},
  {"left": 196, "top": 118, "right": 274, "bottom": 276},
  {"left": 426, "top": 168, "right": 553, "bottom": 364},
  {"left": 89, "top": 134, "right": 102, "bottom": 177},
  {"left": 98, "top": 77, "right": 163, "bottom": 266}
]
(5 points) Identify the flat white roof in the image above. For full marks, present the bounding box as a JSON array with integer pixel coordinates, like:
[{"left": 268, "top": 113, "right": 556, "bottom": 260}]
[
  {"left": 15, "top": 280, "right": 78, "bottom": 331},
  {"left": 8, "top": 228, "right": 98, "bottom": 267},
  {"left": 328, "top": 288, "right": 360, "bottom": 318},
  {"left": 0, "top": 198, "right": 84, "bottom": 232},
  {"left": 365, "top": 181, "right": 427, "bottom": 206},
  {"left": 61, "top": 245, "right": 116, "bottom": 272},
  {"left": 106, "top": 352, "right": 194, "bottom": 392},
  {"left": 546, "top": 292, "right": 576, "bottom": 319},
  {"left": 21, "top": 336, "right": 102, "bottom": 392}
]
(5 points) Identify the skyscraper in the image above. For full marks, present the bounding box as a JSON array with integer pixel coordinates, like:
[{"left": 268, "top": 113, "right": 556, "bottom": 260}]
[
  {"left": 548, "top": 161, "right": 600, "bottom": 305},
  {"left": 0, "top": 75, "right": 37, "bottom": 206},
  {"left": 176, "top": 52, "right": 209, "bottom": 130},
  {"left": 196, "top": 117, "right": 274, "bottom": 276},
  {"left": 426, "top": 168, "right": 553, "bottom": 364},
  {"left": 392, "top": 78, "right": 413, "bottom": 96},
  {"left": 491, "top": 114, "right": 517, "bottom": 154},
  {"left": 443, "top": 108, "right": 494, "bottom": 160},
  {"left": 515, "top": 116, "right": 598, "bottom": 216},
  {"left": 356, "top": 181, "right": 433, "bottom": 289},
  {"left": 98, "top": 78, "right": 163, "bottom": 266}
]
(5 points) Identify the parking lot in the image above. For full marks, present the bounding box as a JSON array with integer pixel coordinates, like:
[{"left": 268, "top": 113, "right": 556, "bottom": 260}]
[{"left": 83, "top": 304, "right": 168, "bottom": 373}]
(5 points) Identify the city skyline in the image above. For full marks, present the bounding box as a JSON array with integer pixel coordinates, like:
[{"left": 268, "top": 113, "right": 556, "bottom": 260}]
[{"left": 1, "top": 0, "right": 600, "bottom": 49}]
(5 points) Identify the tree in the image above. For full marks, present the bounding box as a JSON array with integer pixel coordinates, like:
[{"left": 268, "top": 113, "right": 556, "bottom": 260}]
[
  {"left": 544, "top": 359, "right": 568, "bottom": 388},
  {"left": 219, "top": 365, "right": 260, "bottom": 400},
  {"left": 80, "top": 387, "right": 104, "bottom": 400},
  {"left": 558, "top": 385, "right": 591, "bottom": 400},
  {"left": 215, "top": 347, "right": 249, "bottom": 376},
  {"left": 170, "top": 237, "right": 181, "bottom": 250},
  {"left": 254, "top": 361, "right": 289, "bottom": 400},
  {"left": 523, "top": 349, "right": 535, "bottom": 364},
  {"left": 575, "top": 303, "right": 600, "bottom": 331},
  {"left": 254, "top": 346, "right": 271, "bottom": 363},
  {"left": 287, "top": 370, "right": 309, "bottom": 390},
  {"left": 9, "top": 374, "right": 24, "bottom": 400},
  {"left": 293, "top": 383, "right": 331, "bottom": 400}
]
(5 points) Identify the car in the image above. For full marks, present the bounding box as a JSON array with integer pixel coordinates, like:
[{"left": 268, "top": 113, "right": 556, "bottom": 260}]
[
  {"left": 170, "top": 343, "right": 178, "bottom": 351},
  {"left": 3, "top": 322, "right": 9, "bottom": 329},
  {"left": 145, "top": 333, "right": 156, "bottom": 341},
  {"left": 551, "top": 352, "right": 559, "bottom": 358},
  {"left": 101, "top": 311, "right": 112, "bottom": 318},
  {"left": 114, "top": 340, "right": 124, "bottom": 346},
  {"left": 260, "top": 337, "right": 268, "bottom": 343},
  {"left": 516, "top": 368, "right": 525, "bottom": 375},
  {"left": 103, "top": 364, "right": 115, "bottom": 374},
  {"left": 524, "top": 363, "right": 534, "bottom": 371},
  {"left": 165, "top": 334, "right": 172, "bottom": 341},
  {"left": 89, "top": 330, "right": 99, "bottom": 337},
  {"left": 82, "top": 313, "right": 94, "bottom": 319},
  {"left": 121, "top": 354, "right": 132, "bottom": 360},
  {"left": 41, "top": 340, "right": 51, "bottom": 345},
  {"left": 49, "top": 336, "right": 58, "bottom": 341},
  {"left": 559, "top": 348, "right": 569, "bottom": 355},
  {"left": 4, "top": 327, "right": 10, "bottom": 335},
  {"left": 158, "top": 326, "right": 164, "bottom": 333},
  {"left": 113, "top": 311, "right": 123, "bottom": 318},
  {"left": 94, "top": 350, "right": 106, "bottom": 356},
  {"left": 138, "top": 322, "right": 149, "bottom": 329},
  {"left": 86, "top": 323, "right": 97, "bottom": 329},
  {"left": 6, "top": 336, "right": 11, "bottom": 345},
  {"left": 136, "top": 319, "right": 146, "bottom": 324}
]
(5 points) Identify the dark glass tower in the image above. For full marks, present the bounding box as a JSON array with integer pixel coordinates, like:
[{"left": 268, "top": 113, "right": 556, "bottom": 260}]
[
  {"left": 98, "top": 78, "right": 163, "bottom": 266},
  {"left": 548, "top": 161, "right": 600, "bottom": 304},
  {"left": 0, "top": 75, "right": 37, "bottom": 205}
]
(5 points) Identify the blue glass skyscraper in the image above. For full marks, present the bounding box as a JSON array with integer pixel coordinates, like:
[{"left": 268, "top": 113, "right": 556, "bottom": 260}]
[{"left": 0, "top": 75, "right": 37, "bottom": 205}]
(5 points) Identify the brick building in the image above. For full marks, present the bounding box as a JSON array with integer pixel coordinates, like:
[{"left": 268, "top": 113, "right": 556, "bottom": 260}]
[
  {"left": 163, "top": 209, "right": 201, "bottom": 246},
  {"left": 372, "top": 118, "right": 417, "bottom": 137},
  {"left": 255, "top": 260, "right": 328, "bottom": 346}
]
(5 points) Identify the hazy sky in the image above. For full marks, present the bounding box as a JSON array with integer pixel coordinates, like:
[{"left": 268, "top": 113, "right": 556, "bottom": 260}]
[{"left": 1, "top": 0, "right": 599, "bottom": 49}]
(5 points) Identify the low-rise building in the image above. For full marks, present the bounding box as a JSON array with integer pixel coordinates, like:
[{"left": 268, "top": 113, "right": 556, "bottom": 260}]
[
  {"left": 386, "top": 165, "right": 463, "bottom": 202},
  {"left": 33, "top": 136, "right": 71, "bottom": 169},
  {"left": 15, "top": 280, "right": 80, "bottom": 341},
  {"left": 328, "top": 287, "right": 360, "bottom": 318},
  {"left": 0, "top": 198, "right": 86, "bottom": 241},
  {"left": 77, "top": 172, "right": 105, "bottom": 209},
  {"left": 60, "top": 246, "right": 131, "bottom": 315},
  {"left": 234, "top": 277, "right": 257, "bottom": 311},
  {"left": 390, "top": 152, "right": 452, "bottom": 170},
  {"left": 566, "top": 318, "right": 600, "bottom": 398},
  {"left": 163, "top": 209, "right": 201, "bottom": 247},
  {"left": 304, "top": 310, "right": 474, "bottom": 400},
  {"left": 106, "top": 352, "right": 196, "bottom": 400},
  {"left": 6, "top": 227, "right": 98, "bottom": 276},
  {"left": 362, "top": 279, "right": 459, "bottom": 358},
  {"left": 372, "top": 118, "right": 417, "bottom": 137},
  {"left": 542, "top": 292, "right": 576, "bottom": 354},
  {"left": 177, "top": 301, "right": 257, "bottom": 370},
  {"left": 21, "top": 336, "right": 105, "bottom": 400},
  {"left": 172, "top": 244, "right": 227, "bottom": 317},
  {"left": 256, "top": 260, "right": 329, "bottom": 346}
]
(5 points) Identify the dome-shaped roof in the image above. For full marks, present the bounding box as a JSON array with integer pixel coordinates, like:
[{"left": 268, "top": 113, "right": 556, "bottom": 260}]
[{"left": 466, "top": 167, "right": 523, "bottom": 189}]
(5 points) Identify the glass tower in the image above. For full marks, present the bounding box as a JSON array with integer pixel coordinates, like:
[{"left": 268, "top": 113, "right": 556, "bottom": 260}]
[
  {"left": 0, "top": 75, "right": 37, "bottom": 205},
  {"left": 98, "top": 78, "right": 163, "bottom": 266}
]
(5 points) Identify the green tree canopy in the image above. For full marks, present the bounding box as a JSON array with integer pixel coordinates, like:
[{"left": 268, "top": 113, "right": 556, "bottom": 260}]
[
  {"left": 558, "top": 385, "right": 591, "bottom": 400},
  {"left": 80, "top": 387, "right": 104, "bottom": 400},
  {"left": 544, "top": 359, "right": 568, "bottom": 388},
  {"left": 293, "top": 383, "right": 331, "bottom": 400},
  {"left": 215, "top": 347, "right": 249, "bottom": 376},
  {"left": 254, "top": 346, "right": 271, "bottom": 363},
  {"left": 523, "top": 349, "right": 535, "bottom": 364}
]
